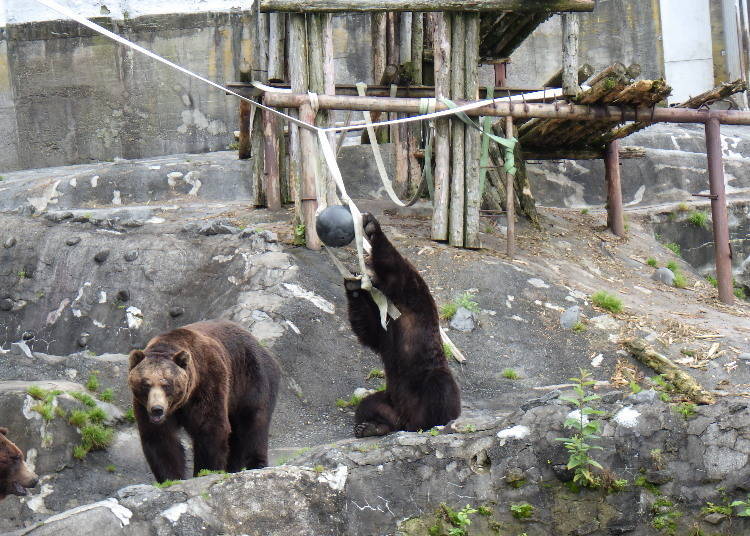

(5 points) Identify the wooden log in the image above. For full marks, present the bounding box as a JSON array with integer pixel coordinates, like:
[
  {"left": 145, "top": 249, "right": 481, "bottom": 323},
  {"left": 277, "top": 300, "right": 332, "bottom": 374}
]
[
  {"left": 497, "top": 122, "right": 540, "bottom": 227},
  {"left": 543, "top": 63, "right": 593, "bottom": 88},
  {"left": 259, "top": 0, "right": 597, "bottom": 13},
  {"left": 262, "top": 98, "right": 282, "bottom": 210},
  {"left": 324, "top": 13, "right": 338, "bottom": 205},
  {"left": 299, "top": 102, "right": 321, "bottom": 250},
  {"left": 268, "top": 13, "right": 286, "bottom": 82},
  {"left": 400, "top": 12, "right": 412, "bottom": 64},
  {"left": 251, "top": 11, "right": 269, "bottom": 207},
  {"left": 524, "top": 146, "right": 646, "bottom": 160},
  {"left": 431, "top": 12, "right": 451, "bottom": 241},
  {"left": 387, "top": 12, "right": 399, "bottom": 65},
  {"left": 585, "top": 62, "right": 628, "bottom": 87},
  {"left": 262, "top": 93, "right": 750, "bottom": 125},
  {"left": 372, "top": 13, "right": 388, "bottom": 83},
  {"left": 464, "top": 13, "right": 481, "bottom": 249},
  {"left": 624, "top": 339, "right": 715, "bottom": 404},
  {"left": 449, "top": 13, "right": 466, "bottom": 247},
  {"left": 287, "top": 13, "right": 308, "bottom": 221},
  {"left": 238, "top": 64, "right": 253, "bottom": 160},
  {"left": 504, "top": 116, "right": 515, "bottom": 257},
  {"left": 605, "top": 140, "right": 624, "bottom": 237},
  {"left": 561, "top": 13, "right": 580, "bottom": 96},
  {"left": 308, "top": 13, "right": 334, "bottom": 208},
  {"left": 679, "top": 79, "right": 748, "bottom": 109},
  {"left": 411, "top": 12, "right": 424, "bottom": 85},
  {"left": 360, "top": 65, "right": 399, "bottom": 144}
]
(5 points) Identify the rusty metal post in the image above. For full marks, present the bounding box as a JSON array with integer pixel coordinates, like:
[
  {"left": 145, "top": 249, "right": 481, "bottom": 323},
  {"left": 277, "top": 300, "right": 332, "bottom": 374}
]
[
  {"left": 505, "top": 116, "right": 515, "bottom": 257},
  {"left": 494, "top": 62, "right": 507, "bottom": 87},
  {"left": 604, "top": 140, "right": 625, "bottom": 237},
  {"left": 705, "top": 116, "right": 734, "bottom": 304}
]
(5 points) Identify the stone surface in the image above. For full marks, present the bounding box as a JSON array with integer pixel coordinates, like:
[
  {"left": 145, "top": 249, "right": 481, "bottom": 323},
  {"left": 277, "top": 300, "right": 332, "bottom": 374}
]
[
  {"left": 449, "top": 307, "right": 476, "bottom": 332},
  {"left": 652, "top": 267, "right": 676, "bottom": 286},
  {"left": 560, "top": 305, "right": 581, "bottom": 329}
]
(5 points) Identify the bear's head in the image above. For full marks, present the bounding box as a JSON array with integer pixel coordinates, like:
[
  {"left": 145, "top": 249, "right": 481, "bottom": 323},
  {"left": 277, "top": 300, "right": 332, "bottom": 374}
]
[
  {"left": 0, "top": 427, "right": 38, "bottom": 501},
  {"left": 128, "top": 348, "right": 192, "bottom": 425}
]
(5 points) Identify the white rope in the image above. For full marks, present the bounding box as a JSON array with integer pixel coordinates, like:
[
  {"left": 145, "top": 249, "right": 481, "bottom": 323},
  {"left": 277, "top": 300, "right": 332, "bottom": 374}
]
[{"left": 33, "top": 0, "right": 315, "bottom": 132}]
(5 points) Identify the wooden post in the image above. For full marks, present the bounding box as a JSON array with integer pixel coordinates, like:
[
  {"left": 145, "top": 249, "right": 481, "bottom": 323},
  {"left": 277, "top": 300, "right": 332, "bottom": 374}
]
[
  {"left": 238, "top": 63, "right": 253, "bottom": 160},
  {"left": 259, "top": 0, "right": 598, "bottom": 12},
  {"left": 505, "top": 116, "right": 515, "bottom": 257},
  {"left": 251, "top": 12, "right": 269, "bottom": 207},
  {"left": 262, "top": 96, "right": 282, "bottom": 210},
  {"left": 464, "top": 13, "right": 481, "bottom": 248},
  {"left": 287, "top": 13, "right": 309, "bottom": 221},
  {"left": 411, "top": 12, "right": 424, "bottom": 84},
  {"left": 300, "top": 102, "right": 321, "bottom": 250},
  {"left": 372, "top": 13, "right": 388, "bottom": 83},
  {"left": 561, "top": 13, "right": 580, "bottom": 96},
  {"left": 387, "top": 12, "right": 400, "bottom": 65},
  {"left": 400, "top": 12, "right": 412, "bottom": 64},
  {"left": 449, "top": 13, "right": 466, "bottom": 247},
  {"left": 604, "top": 140, "right": 625, "bottom": 237},
  {"left": 431, "top": 12, "right": 451, "bottom": 241},
  {"left": 268, "top": 13, "right": 286, "bottom": 82},
  {"left": 705, "top": 117, "right": 734, "bottom": 304}
]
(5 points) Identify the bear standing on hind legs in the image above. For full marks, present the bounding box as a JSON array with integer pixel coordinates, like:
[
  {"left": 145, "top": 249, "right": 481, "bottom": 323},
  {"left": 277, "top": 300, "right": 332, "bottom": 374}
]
[
  {"left": 128, "top": 320, "right": 281, "bottom": 483},
  {"left": 345, "top": 213, "right": 461, "bottom": 437}
]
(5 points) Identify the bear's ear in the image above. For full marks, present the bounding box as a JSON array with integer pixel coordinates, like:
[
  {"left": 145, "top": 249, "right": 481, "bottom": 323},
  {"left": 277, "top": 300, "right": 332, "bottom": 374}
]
[
  {"left": 173, "top": 350, "right": 190, "bottom": 369},
  {"left": 0, "top": 427, "right": 8, "bottom": 436},
  {"left": 129, "top": 350, "right": 146, "bottom": 370}
]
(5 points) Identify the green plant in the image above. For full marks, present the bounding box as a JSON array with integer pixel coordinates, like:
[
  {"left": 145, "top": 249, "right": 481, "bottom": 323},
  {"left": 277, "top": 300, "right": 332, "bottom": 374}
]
[
  {"left": 735, "top": 287, "right": 748, "bottom": 300},
  {"left": 72, "top": 445, "right": 89, "bottom": 460},
  {"left": 666, "top": 261, "right": 679, "bottom": 273},
  {"left": 32, "top": 402, "right": 55, "bottom": 421},
  {"left": 293, "top": 224, "right": 306, "bottom": 246},
  {"left": 196, "top": 469, "right": 227, "bottom": 477},
  {"left": 87, "top": 406, "right": 107, "bottom": 424},
  {"left": 428, "top": 427, "right": 440, "bottom": 437},
  {"left": 69, "top": 410, "right": 89, "bottom": 427},
  {"left": 591, "top": 291, "right": 623, "bottom": 314},
  {"left": 580, "top": 208, "right": 589, "bottom": 215},
  {"left": 366, "top": 369, "right": 385, "bottom": 380},
  {"left": 440, "top": 504, "right": 478, "bottom": 536},
  {"left": 17, "top": 269, "right": 29, "bottom": 279},
  {"left": 440, "top": 292, "right": 479, "bottom": 320},
  {"left": 335, "top": 393, "right": 364, "bottom": 408},
  {"left": 647, "top": 258, "right": 658, "bottom": 268},
  {"left": 675, "top": 402, "right": 696, "bottom": 419},
  {"left": 635, "top": 474, "right": 662, "bottom": 494},
  {"left": 701, "top": 502, "right": 732, "bottom": 516},
  {"left": 80, "top": 423, "right": 114, "bottom": 450},
  {"left": 98, "top": 388, "right": 114, "bottom": 402},
  {"left": 673, "top": 272, "right": 688, "bottom": 289},
  {"left": 651, "top": 498, "right": 682, "bottom": 535},
  {"left": 572, "top": 321, "right": 587, "bottom": 333},
  {"left": 730, "top": 494, "right": 750, "bottom": 516},
  {"left": 228, "top": 141, "right": 239, "bottom": 150},
  {"left": 477, "top": 505, "right": 492, "bottom": 516},
  {"left": 705, "top": 275, "right": 718, "bottom": 288},
  {"left": 510, "top": 502, "right": 534, "bottom": 519},
  {"left": 665, "top": 242, "right": 681, "bottom": 257},
  {"left": 69, "top": 391, "right": 97, "bottom": 407},
  {"left": 687, "top": 211, "right": 709, "bottom": 229},
  {"left": 677, "top": 202, "right": 689, "bottom": 212},
  {"left": 106, "top": 464, "right": 117, "bottom": 473},
  {"left": 443, "top": 343, "right": 454, "bottom": 360},
  {"left": 275, "top": 446, "right": 312, "bottom": 466},
  {"left": 611, "top": 478, "right": 629, "bottom": 492},
  {"left": 556, "top": 369, "right": 605, "bottom": 489},
  {"left": 124, "top": 408, "right": 135, "bottom": 423},
  {"left": 502, "top": 368, "right": 520, "bottom": 380},
  {"left": 154, "top": 479, "right": 181, "bottom": 488},
  {"left": 27, "top": 386, "right": 48, "bottom": 400},
  {"left": 629, "top": 380, "right": 642, "bottom": 394},
  {"left": 313, "top": 465, "right": 325, "bottom": 473}
]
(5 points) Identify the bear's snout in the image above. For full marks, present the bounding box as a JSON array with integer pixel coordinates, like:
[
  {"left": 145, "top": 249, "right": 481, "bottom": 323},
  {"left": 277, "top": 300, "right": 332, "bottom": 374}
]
[
  {"left": 13, "top": 464, "right": 38, "bottom": 496},
  {"left": 149, "top": 406, "right": 165, "bottom": 424}
]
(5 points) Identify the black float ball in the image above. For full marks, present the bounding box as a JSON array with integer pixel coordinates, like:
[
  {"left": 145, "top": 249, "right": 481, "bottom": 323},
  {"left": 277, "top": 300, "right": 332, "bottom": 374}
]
[{"left": 316, "top": 205, "right": 355, "bottom": 247}]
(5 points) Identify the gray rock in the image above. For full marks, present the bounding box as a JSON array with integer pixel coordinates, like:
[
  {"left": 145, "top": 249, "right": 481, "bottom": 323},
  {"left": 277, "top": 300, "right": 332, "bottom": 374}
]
[
  {"left": 198, "top": 221, "right": 240, "bottom": 236},
  {"left": 169, "top": 307, "right": 185, "bottom": 318},
  {"left": 65, "top": 236, "right": 81, "bottom": 246},
  {"left": 123, "top": 250, "right": 138, "bottom": 262},
  {"left": 560, "top": 305, "right": 581, "bottom": 329},
  {"left": 44, "top": 211, "right": 74, "bottom": 223},
  {"left": 77, "top": 333, "right": 90, "bottom": 347},
  {"left": 652, "top": 267, "right": 675, "bottom": 286},
  {"left": 94, "top": 250, "right": 110, "bottom": 263},
  {"left": 259, "top": 230, "right": 278, "bottom": 243},
  {"left": 704, "top": 512, "right": 728, "bottom": 525},
  {"left": 449, "top": 307, "right": 476, "bottom": 332},
  {"left": 4, "top": 236, "right": 16, "bottom": 248},
  {"left": 738, "top": 353, "right": 750, "bottom": 362},
  {"left": 10, "top": 341, "right": 32, "bottom": 358},
  {"left": 627, "top": 388, "right": 659, "bottom": 404},
  {"left": 0, "top": 298, "right": 12, "bottom": 311},
  {"left": 645, "top": 469, "right": 672, "bottom": 485}
]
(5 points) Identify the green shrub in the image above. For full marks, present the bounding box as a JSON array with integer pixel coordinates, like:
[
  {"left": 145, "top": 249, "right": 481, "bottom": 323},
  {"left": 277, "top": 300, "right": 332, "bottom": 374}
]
[
  {"left": 646, "top": 258, "right": 658, "bottom": 268},
  {"left": 676, "top": 202, "right": 689, "bottom": 212},
  {"left": 705, "top": 275, "right": 718, "bottom": 288},
  {"left": 687, "top": 211, "right": 709, "bottom": 228},
  {"left": 366, "top": 369, "right": 385, "bottom": 380},
  {"left": 98, "top": 388, "right": 114, "bottom": 402},
  {"left": 27, "top": 386, "right": 48, "bottom": 400},
  {"left": 735, "top": 287, "right": 748, "bottom": 301},
  {"left": 591, "top": 291, "right": 623, "bottom": 314},
  {"left": 674, "top": 402, "right": 696, "bottom": 419},
  {"left": 673, "top": 272, "right": 688, "bottom": 289},
  {"left": 87, "top": 407, "right": 107, "bottom": 424},
  {"left": 105, "top": 464, "right": 117, "bottom": 473},
  {"left": 666, "top": 261, "right": 678, "bottom": 273},
  {"left": 72, "top": 445, "right": 89, "bottom": 460},
  {"left": 572, "top": 321, "right": 587, "bottom": 333},
  {"left": 68, "top": 410, "right": 89, "bottom": 428},
  {"left": 665, "top": 242, "right": 681, "bottom": 257},
  {"left": 440, "top": 292, "right": 479, "bottom": 320},
  {"left": 80, "top": 424, "right": 114, "bottom": 450},
  {"left": 124, "top": 408, "right": 135, "bottom": 423},
  {"left": 502, "top": 368, "right": 520, "bottom": 380},
  {"left": 154, "top": 479, "right": 181, "bottom": 489},
  {"left": 335, "top": 393, "right": 363, "bottom": 408},
  {"left": 443, "top": 343, "right": 454, "bottom": 360},
  {"left": 70, "top": 391, "right": 97, "bottom": 408},
  {"left": 86, "top": 373, "right": 100, "bottom": 392},
  {"left": 510, "top": 502, "right": 534, "bottom": 519},
  {"left": 196, "top": 469, "right": 226, "bottom": 477},
  {"left": 293, "top": 224, "right": 306, "bottom": 246}
]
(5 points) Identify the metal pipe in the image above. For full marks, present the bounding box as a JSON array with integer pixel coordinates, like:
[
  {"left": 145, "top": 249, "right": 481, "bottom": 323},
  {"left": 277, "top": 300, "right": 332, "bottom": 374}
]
[
  {"left": 259, "top": 0, "right": 597, "bottom": 13},
  {"left": 604, "top": 140, "right": 625, "bottom": 237},
  {"left": 262, "top": 92, "right": 750, "bottom": 125},
  {"left": 705, "top": 116, "right": 734, "bottom": 304}
]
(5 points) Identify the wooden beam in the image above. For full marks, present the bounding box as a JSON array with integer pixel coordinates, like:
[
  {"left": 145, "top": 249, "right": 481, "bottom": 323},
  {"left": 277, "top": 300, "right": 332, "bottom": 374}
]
[
  {"left": 260, "top": 0, "right": 596, "bottom": 12},
  {"left": 543, "top": 63, "right": 593, "bottom": 88},
  {"left": 226, "top": 82, "right": 544, "bottom": 98},
  {"left": 464, "top": 13, "right": 481, "bottom": 249},
  {"left": 431, "top": 12, "right": 451, "bottom": 241},
  {"left": 262, "top": 92, "right": 750, "bottom": 125},
  {"left": 561, "top": 13, "right": 580, "bottom": 95},
  {"left": 525, "top": 146, "right": 646, "bottom": 160},
  {"left": 300, "top": 102, "right": 321, "bottom": 250},
  {"left": 449, "top": 14, "right": 466, "bottom": 247},
  {"left": 604, "top": 140, "right": 624, "bottom": 237},
  {"left": 262, "top": 98, "right": 282, "bottom": 210}
]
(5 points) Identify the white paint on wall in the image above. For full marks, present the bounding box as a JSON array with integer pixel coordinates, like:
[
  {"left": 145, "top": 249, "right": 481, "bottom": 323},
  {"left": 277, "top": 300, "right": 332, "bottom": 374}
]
[
  {"left": 4, "top": 0, "right": 253, "bottom": 26},
  {"left": 660, "top": 0, "right": 715, "bottom": 103}
]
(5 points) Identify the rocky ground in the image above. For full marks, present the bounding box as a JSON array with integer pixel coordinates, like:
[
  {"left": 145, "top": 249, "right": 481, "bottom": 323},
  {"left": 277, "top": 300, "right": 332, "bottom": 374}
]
[{"left": 1, "top": 146, "right": 750, "bottom": 535}]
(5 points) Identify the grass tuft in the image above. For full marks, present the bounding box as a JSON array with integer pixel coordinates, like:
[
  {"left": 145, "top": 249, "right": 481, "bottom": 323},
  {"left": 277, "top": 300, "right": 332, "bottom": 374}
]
[
  {"left": 687, "top": 210, "right": 709, "bottom": 228},
  {"left": 591, "top": 291, "right": 623, "bottom": 314},
  {"left": 80, "top": 423, "right": 114, "bottom": 450},
  {"left": 646, "top": 258, "right": 658, "bottom": 268},
  {"left": 440, "top": 292, "right": 479, "bottom": 320},
  {"left": 98, "top": 388, "right": 114, "bottom": 402},
  {"left": 86, "top": 373, "right": 99, "bottom": 392},
  {"left": 502, "top": 368, "right": 520, "bottom": 380},
  {"left": 665, "top": 242, "right": 681, "bottom": 257}
]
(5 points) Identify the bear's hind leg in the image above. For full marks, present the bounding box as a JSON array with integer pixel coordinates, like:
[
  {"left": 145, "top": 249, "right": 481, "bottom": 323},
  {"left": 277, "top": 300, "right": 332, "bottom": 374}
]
[
  {"left": 354, "top": 391, "right": 399, "bottom": 438},
  {"left": 227, "top": 412, "right": 270, "bottom": 471}
]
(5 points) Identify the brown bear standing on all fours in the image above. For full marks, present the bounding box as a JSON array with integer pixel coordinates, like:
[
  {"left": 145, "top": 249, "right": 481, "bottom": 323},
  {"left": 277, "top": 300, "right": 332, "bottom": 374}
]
[
  {"left": 345, "top": 213, "right": 461, "bottom": 437},
  {"left": 128, "top": 320, "right": 281, "bottom": 483},
  {"left": 0, "top": 427, "right": 38, "bottom": 502}
]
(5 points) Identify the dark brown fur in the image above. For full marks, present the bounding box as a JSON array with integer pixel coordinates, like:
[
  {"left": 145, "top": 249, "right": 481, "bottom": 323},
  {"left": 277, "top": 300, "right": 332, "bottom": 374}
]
[
  {"left": 345, "top": 214, "right": 461, "bottom": 437},
  {"left": 0, "top": 427, "right": 38, "bottom": 501},
  {"left": 128, "top": 320, "right": 281, "bottom": 483}
]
